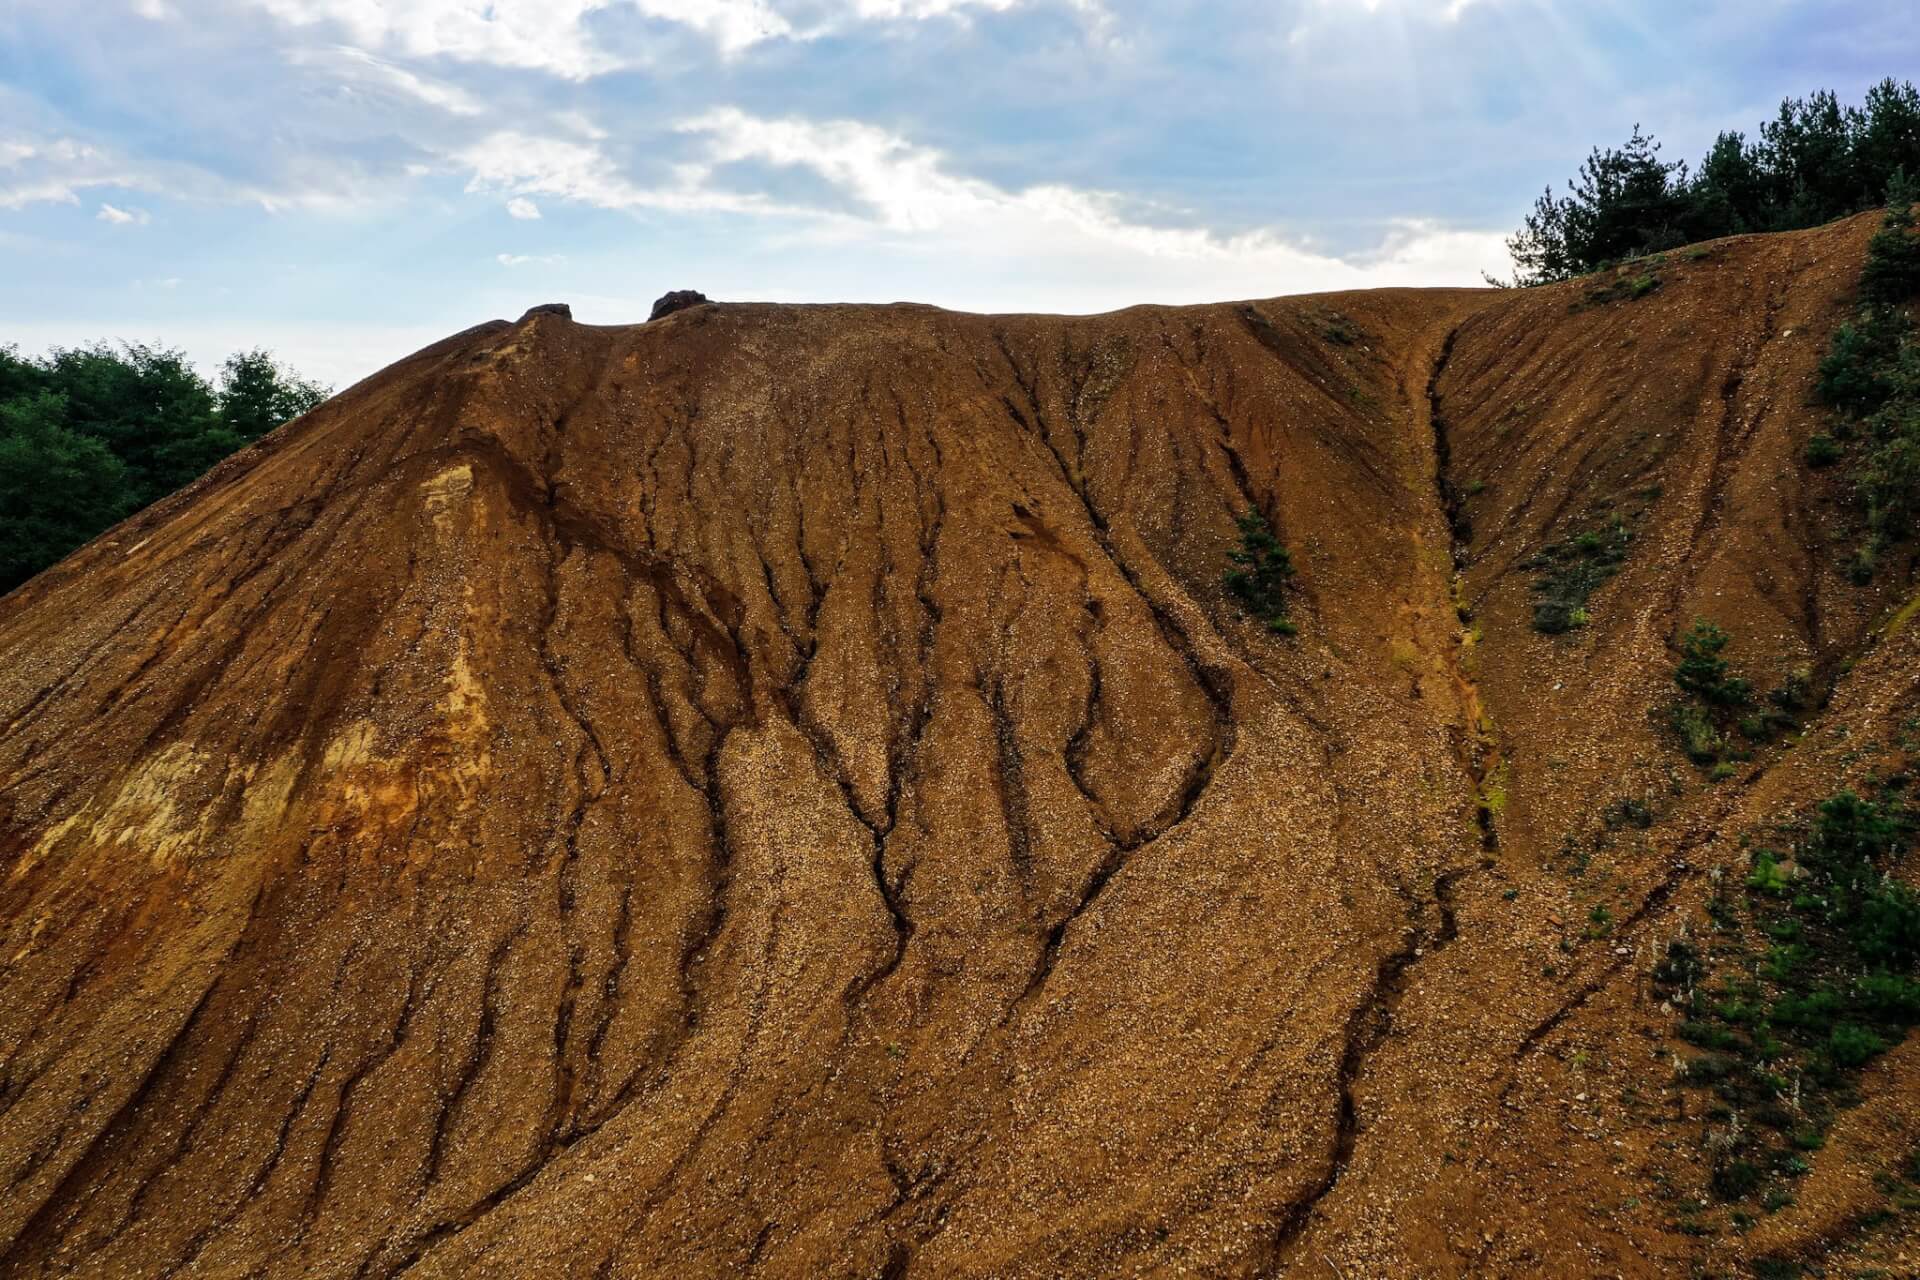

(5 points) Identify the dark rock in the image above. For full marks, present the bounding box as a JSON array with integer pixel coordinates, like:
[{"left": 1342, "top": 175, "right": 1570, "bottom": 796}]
[
  {"left": 519, "top": 302, "right": 572, "bottom": 322},
  {"left": 649, "top": 290, "right": 710, "bottom": 321}
]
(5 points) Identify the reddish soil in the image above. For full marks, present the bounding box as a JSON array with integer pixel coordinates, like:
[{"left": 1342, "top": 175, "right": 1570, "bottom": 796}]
[{"left": 0, "top": 212, "right": 1915, "bottom": 1278}]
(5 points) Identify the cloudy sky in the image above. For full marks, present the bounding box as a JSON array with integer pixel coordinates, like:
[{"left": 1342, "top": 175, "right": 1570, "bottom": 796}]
[{"left": 1, "top": 1, "right": 1913, "bottom": 387}]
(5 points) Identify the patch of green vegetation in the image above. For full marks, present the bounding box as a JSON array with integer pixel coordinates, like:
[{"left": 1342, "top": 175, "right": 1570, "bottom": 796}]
[
  {"left": 1804, "top": 433, "right": 1844, "bottom": 467},
  {"left": 1656, "top": 783, "right": 1920, "bottom": 1218},
  {"left": 1314, "top": 309, "right": 1360, "bottom": 345},
  {"left": 1675, "top": 619, "right": 1753, "bottom": 706},
  {"left": 1525, "top": 514, "right": 1635, "bottom": 633},
  {"left": 1504, "top": 80, "right": 1920, "bottom": 286},
  {"left": 1579, "top": 263, "right": 1664, "bottom": 307},
  {"left": 1222, "top": 507, "right": 1298, "bottom": 636},
  {"left": 1814, "top": 173, "right": 1920, "bottom": 583},
  {"left": 1664, "top": 621, "right": 1808, "bottom": 771},
  {"left": 0, "top": 343, "right": 328, "bottom": 591}
]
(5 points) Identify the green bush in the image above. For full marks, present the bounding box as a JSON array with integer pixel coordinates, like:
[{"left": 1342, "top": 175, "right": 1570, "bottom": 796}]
[
  {"left": 1771, "top": 988, "right": 1843, "bottom": 1033},
  {"left": 1711, "top": 1158, "right": 1764, "bottom": 1201},
  {"left": 1528, "top": 515, "right": 1635, "bottom": 633},
  {"left": 1828, "top": 1021, "right": 1888, "bottom": 1067},
  {"left": 1222, "top": 507, "right": 1297, "bottom": 635},
  {"left": 1804, "top": 433, "right": 1844, "bottom": 467},
  {"left": 1855, "top": 972, "right": 1920, "bottom": 1020},
  {"left": 1751, "top": 855, "right": 1789, "bottom": 898},
  {"left": 1860, "top": 170, "right": 1920, "bottom": 306},
  {"left": 1653, "top": 938, "right": 1702, "bottom": 986},
  {"left": 1815, "top": 306, "right": 1907, "bottom": 417},
  {"left": 1675, "top": 619, "right": 1754, "bottom": 706},
  {"left": 1854, "top": 880, "right": 1920, "bottom": 969},
  {"left": 1671, "top": 703, "right": 1723, "bottom": 764}
]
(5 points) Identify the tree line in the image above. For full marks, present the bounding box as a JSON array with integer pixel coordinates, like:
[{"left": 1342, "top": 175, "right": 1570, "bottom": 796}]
[
  {"left": 1508, "top": 79, "right": 1920, "bottom": 284},
  {"left": 0, "top": 343, "right": 328, "bottom": 592}
]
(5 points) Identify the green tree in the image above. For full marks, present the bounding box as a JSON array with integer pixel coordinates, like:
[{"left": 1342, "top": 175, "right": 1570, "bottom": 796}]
[
  {"left": 0, "top": 392, "right": 132, "bottom": 591},
  {"left": 1505, "top": 80, "right": 1920, "bottom": 283},
  {"left": 1854, "top": 79, "right": 1920, "bottom": 197},
  {"left": 1759, "top": 89, "right": 1862, "bottom": 226},
  {"left": 216, "top": 348, "right": 329, "bottom": 441},
  {"left": 1508, "top": 126, "right": 1691, "bottom": 284},
  {"left": 1674, "top": 619, "right": 1752, "bottom": 707},
  {"left": 1860, "top": 170, "right": 1920, "bottom": 307},
  {"left": 0, "top": 340, "right": 329, "bottom": 593},
  {"left": 1688, "top": 131, "right": 1769, "bottom": 237},
  {"left": 1223, "top": 507, "right": 1298, "bottom": 634},
  {"left": 43, "top": 342, "right": 218, "bottom": 504}
]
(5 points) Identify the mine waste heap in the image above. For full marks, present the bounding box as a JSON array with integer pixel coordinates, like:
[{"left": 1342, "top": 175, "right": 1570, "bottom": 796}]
[{"left": 1, "top": 213, "right": 1918, "bottom": 1278}]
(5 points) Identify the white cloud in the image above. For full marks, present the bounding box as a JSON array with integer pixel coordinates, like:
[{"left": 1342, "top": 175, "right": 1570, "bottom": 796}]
[
  {"left": 0, "top": 136, "right": 134, "bottom": 209},
  {"left": 457, "top": 129, "right": 784, "bottom": 215},
  {"left": 506, "top": 196, "right": 542, "bottom": 219},
  {"left": 1317, "top": 0, "right": 1480, "bottom": 16},
  {"left": 285, "top": 45, "right": 487, "bottom": 115},
  {"left": 250, "top": 0, "right": 791, "bottom": 71},
  {"left": 244, "top": 0, "right": 1101, "bottom": 68},
  {"left": 496, "top": 252, "right": 564, "bottom": 265},
  {"left": 453, "top": 108, "right": 1507, "bottom": 306},
  {"left": 0, "top": 127, "right": 361, "bottom": 214}
]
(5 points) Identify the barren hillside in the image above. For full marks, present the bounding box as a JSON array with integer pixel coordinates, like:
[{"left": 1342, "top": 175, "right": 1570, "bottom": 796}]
[{"left": 0, "top": 212, "right": 1915, "bottom": 1278}]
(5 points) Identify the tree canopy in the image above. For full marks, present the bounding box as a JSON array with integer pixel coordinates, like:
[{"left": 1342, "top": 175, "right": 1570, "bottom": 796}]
[
  {"left": 1508, "top": 79, "right": 1920, "bottom": 284},
  {"left": 0, "top": 342, "right": 328, "bottom": 592}
]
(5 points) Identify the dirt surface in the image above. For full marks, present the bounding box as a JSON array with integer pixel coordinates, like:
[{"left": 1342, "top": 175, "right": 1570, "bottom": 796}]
[{"left": 1, "top": 213, "right": 1916, "bottom": 1278}]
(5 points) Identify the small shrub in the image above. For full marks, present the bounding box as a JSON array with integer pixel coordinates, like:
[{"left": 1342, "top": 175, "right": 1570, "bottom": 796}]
[
  {"left": 1747, "top": 852, "right": 1791, "bottom": 895},
  {"left": 1860, "top": 171, "right": 1920, "bottom": 307},
  {"left": 1679, "top": 1020, "right": 1741, "bottom": 1050},
  {"left": 1855, "top": 972, "right": 1920, "bottom": 1021},
  {"left": 1652, "top": 938, "right": 1702, "bottom": 986},
  {"left": 1853, "top": 880, "right": 1920, "bottom": 969},
  {"left": 1711, "top": 1158, "right": 1764, "bottom": 1200},
  {"left": 1816, "top": 306, "right": 1907, "bottom": 417},
  {"left": 1772, "top": 988, "right": 1843, "bottom": 1033},
  {"left": 1528, "top": 515, "right": 1634, "bottom": 633},
  {"left": 1804, "top": 433, "right": 1844, "bottom": 467},
  {"left": 1828, "top": 1021, "right": 1888, "bottom": 1067},
  {"left": 1672, "top": 703, "right": 1723, "bottom": 764},
  {"left": 1769, "top": 667, "right": 1814, "bottom": 712},
  {"left": 1682, "top": 1053, "right": 1738, "bottom": 1083},
  {"left": 1761, "top": 943, "right": 1808, "bottom": 981},
  {"left": 1605, "top": 796, "right": 1655, "bottom": 829},
  {"left": 1675, "top": 619, "right": 1753, "bottom": 706},
  {"left": 1223, "top": 508, "right": 1297, "bottom": 635}
]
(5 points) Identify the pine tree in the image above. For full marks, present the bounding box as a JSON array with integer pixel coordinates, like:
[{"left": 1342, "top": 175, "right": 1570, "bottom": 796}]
[{"left": 1223, "top": 507, "right": 1297, "bottom": 635}]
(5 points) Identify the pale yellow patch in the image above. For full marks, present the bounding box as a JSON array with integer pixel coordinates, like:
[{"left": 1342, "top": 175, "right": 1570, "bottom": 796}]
[{"left": 422, "top": 462, "right": 475, "bottom": 535}]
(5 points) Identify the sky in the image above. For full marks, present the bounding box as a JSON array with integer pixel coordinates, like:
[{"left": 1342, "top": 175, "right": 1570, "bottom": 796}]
[{"left": 1, "top": 0, "right": 1914, "bottom": 389}]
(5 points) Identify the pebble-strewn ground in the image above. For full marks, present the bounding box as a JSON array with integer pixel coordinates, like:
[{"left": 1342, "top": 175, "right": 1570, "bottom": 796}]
[{"left": 0, "top": 212, "right": 1913, "bottom": 1278}]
